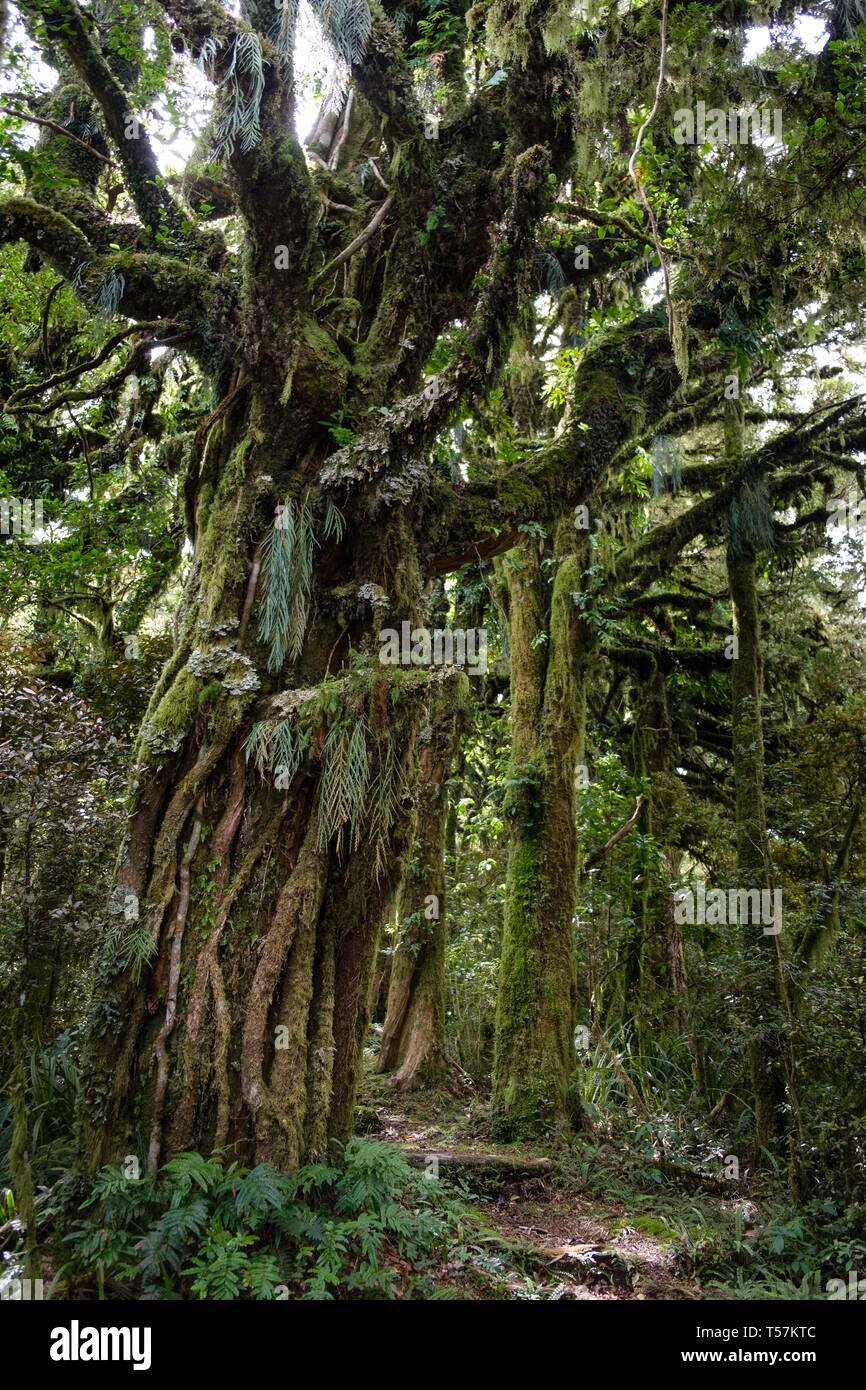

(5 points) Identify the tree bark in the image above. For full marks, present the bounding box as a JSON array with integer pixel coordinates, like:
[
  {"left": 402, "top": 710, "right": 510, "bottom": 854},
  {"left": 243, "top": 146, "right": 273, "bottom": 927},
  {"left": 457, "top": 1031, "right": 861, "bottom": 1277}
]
[
  {"left": 726, "top": 542, "right": 789, "bottom": 1153},
  {"left": 492, "top": 521, "right": 592, "bottom": 1139},
  {"left": 76, "top": 388, "right": 446, "bottom": 1173},
  {"left": 377, "top": 691, "right": 458, "bottom": 1089}
]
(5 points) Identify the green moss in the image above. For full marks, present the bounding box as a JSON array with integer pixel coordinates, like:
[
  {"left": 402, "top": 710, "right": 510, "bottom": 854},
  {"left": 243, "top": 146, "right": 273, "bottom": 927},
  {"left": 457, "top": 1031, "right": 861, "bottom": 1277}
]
[
  {"left": 198, "top": 680, "right": 222, "bottom": 707},
  {"left": 139, "top": 667, "right": 199, "bottom": 757},
  {"left": 615, "top": 1214, "right": 679, "bottom": 1243}
]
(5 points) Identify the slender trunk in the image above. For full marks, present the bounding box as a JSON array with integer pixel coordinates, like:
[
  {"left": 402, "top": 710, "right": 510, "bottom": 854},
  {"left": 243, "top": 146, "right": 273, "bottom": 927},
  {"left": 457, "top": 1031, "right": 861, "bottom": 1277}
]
[
  {"left": 797, "top": 796, "right": 863, "bottom": 970},
  {"left": 369, "top": 923, "right": 392, "bottom": 1025},
  {"left": 726, "top": 543, "right": 789, "bottom": 1153},
  {"left": 492, "top": 521, "right": 591, "bottom": 1139}
]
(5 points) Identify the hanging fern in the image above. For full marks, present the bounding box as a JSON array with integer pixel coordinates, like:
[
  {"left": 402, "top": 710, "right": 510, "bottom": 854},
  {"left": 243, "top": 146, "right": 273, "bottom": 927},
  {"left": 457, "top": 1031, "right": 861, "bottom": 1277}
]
[
  {"left": 246, "top": 718, "right": 307, "bottom": 789},
  {"left": 244, "top": 720, "right": 270, "bottom": 771},
  {"left": 345, "top": 719, "right": 370, "bottom": 851},
  {"left": 271, "top": 719, "right": 304, "bottom": 788},
  {"left": 256, "top": 496, "right": 344, "bottom": 673},
  {"left": 368, "top": 732, "right": 401, "bottom": 879},
  {"left": 209, "top": 30, "right": 267, "bottom": 158},
  {"left": 837, "top": 0, "right": 866, "bottom": 37},
  {"left": 309, "top": 0, "right": 372, "bottom": 66},
  {"left": 257, "top": 495, "right": 315, "bottom": 672},
  {"left": 198, "top": 35, "right": 220, "bottom": 73},
  {"left": 650, "top": 434, "right": 682, "bottom": 496},
  {"left": 92, "top": 267, "right": 125, "bottom": 340},
  {"left": 270, "top": 0, "right": 298, "bottom": 61},
  {"left": 535, "top": 251, "right": 566, "bottom": 298},
  {"left": 317, "top": 718, "right": 370, "bottom": 856},
  {"left": 324, "top": 499, "right": 346, "bottom": 543}
]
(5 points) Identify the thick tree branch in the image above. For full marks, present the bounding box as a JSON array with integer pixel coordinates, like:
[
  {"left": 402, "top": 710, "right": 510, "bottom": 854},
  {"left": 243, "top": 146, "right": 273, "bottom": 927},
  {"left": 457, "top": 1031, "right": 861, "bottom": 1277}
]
[{"left": 0, "top": 196, "right": 237, "bottom": 338}]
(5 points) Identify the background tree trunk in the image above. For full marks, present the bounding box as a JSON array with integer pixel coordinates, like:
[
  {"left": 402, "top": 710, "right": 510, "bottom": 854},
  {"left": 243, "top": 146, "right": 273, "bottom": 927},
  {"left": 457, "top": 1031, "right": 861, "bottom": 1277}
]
[
  {"left": 492, "top": 521, "right": 591, "bottom": 1139},
  {"left": 377, "top": 691, "right": 459, "bottom": 1089},
  {"left": 727, "top": 542, "right": 790, "bottom": 1154}
]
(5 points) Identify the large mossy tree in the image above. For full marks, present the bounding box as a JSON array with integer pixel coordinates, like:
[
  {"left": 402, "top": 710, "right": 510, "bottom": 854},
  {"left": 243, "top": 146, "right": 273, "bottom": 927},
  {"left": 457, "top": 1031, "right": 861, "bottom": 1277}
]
[{"left": 1, "top": 0, "right": 864, "bottom": 1173}]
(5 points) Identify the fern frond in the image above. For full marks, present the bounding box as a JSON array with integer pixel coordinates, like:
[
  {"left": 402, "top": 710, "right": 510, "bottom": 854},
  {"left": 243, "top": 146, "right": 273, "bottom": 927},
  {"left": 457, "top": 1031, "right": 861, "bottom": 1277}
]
[
  {"left": 271, "top": 719, "right": 303, "bottom": 789},
  {"left": 198, "top": 35, "right": 221, "bottom": 74},
  {"left": 257, "top": 497, "right": 314, "bottom": 671},
  {"left": 309, "top": 0, "right": 372, "bottom": 67},
  {"left": 244, "top": 720, "right": 270, "bottom": 772},
  {"left": 92, "top": 267, "right": 125, "bottom": 340},
  {"left": 537, "top": 251, "right": 566, "bottom": 297},
  {"left": 316, "top": 718, "right": 369, "bottom": 856},
  {"left": 317, "top": 721, "right": 350, "bottom": 853},
  {"left": 213, "top": 31, "right": 267, "bottom": 158},
  {"left": 324, "top": 500, "right": 346, "bottom": 543},
  {"left": 269, "top": 0, "right": 298, "bottom": 61},
  {"left": 258, "top": 519, "right": 293, "bottom": 672},
  {"left": 345, "top": 718, "right": 370, "bottom": 851},
  {"left": 368, "top": 733, "right": 401, "bottom": 879}
]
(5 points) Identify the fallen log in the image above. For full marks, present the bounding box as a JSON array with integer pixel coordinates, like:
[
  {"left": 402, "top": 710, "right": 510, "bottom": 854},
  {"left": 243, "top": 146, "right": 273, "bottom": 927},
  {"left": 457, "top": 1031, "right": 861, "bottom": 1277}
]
[{"left": 397, "top": 1149, "right": 552, "bottom": 1177}]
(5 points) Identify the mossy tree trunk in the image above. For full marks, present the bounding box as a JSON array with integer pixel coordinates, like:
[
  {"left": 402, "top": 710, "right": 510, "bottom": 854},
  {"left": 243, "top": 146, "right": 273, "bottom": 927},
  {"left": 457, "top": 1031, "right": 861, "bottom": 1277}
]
[
  {"left": 376, "top": 690, "right": 459, "bottom": 1089},
  {"left": 629, "top": 672, "right": 691, "bottom": 1051},
  {"left": 78, "top": 395, "right": 439, "bottom": 1171},
  {"left": 726, "top": 542, "right": 790, "bottom": 1154},
  {"left": 491, "top": 521, "right": 593, "bottom": 1139}
]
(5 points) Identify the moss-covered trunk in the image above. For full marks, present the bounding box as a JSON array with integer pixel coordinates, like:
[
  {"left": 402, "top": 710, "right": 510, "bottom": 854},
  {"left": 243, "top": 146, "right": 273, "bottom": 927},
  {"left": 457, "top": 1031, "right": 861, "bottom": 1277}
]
[
  {"left": 376, "top": 692, "right": 458, "bottom": 1089},
  {"left": 491, "top": 522, "right": 591, "bottom": 1139},
  {"left": 726, "top": 543, "right": 789, "bottom": 1153}
]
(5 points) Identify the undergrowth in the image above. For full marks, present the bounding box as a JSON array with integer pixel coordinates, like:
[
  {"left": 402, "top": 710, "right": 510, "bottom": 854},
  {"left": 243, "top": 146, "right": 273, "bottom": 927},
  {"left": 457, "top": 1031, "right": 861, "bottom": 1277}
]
[
  {"left": 53, "top": 1140, "right": 468, "bottom": 1301},
  {"left": 561, "top": 1141, "right": 866, "bottom": 1300}
]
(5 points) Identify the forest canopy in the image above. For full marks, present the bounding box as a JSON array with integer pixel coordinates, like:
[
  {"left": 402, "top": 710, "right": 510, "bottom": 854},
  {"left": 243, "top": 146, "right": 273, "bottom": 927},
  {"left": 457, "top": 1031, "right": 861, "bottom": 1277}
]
[{"left": 0, "top": 0, "right": 864, "bottom": 1314}]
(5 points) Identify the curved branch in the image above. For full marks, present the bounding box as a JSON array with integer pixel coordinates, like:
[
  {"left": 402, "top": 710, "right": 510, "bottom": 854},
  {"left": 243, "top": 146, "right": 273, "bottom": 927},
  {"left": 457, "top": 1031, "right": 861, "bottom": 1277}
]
[
  {"left": 313, "top": 192, "right": 394, "bottom": 283},
  {"left": 5, "top": 321, "right": 172, "bottom": 408},
  {"left": 20, "top": 0, "right": 188, "bottom": 243},
  {"left": 0, "top": 103, "right": 115, "bottom": 164},
  {"left": 0, "top": 196, "right": 237, "bottom": 338}
]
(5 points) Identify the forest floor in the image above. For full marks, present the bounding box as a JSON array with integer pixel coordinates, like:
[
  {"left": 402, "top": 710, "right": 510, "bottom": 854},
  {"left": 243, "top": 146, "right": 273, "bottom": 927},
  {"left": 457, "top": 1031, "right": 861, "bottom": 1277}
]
[{"left": 357, "top": 1066, "right": 732, "bottom": 1301}]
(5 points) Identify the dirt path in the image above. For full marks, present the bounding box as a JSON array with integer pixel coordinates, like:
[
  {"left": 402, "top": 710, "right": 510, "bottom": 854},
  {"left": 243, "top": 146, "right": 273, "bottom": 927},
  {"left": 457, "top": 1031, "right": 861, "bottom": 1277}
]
[{"left": 362, "top": 1089, "right": 712, "bottom": 1301}]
